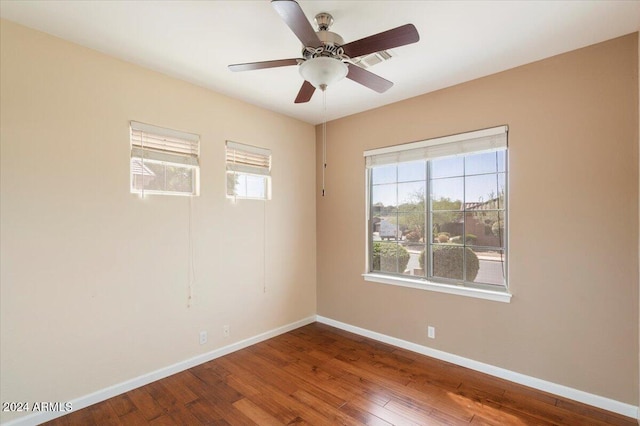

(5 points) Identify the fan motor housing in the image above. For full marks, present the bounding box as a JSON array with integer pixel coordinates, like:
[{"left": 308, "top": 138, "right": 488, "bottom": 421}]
[
  {"left": 301, "top": 31, "right": 346, "bottom": 59},
  {"left": 300, "top": 13, "right": 346, "bottom": 59},
  {"left": 317, "top": 30, "right": 344, "bottom": 46}
]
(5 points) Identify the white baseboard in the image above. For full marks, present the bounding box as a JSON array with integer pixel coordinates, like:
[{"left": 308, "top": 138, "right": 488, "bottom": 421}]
[
  {"left": 315, "top": 315, "right": 639, "bottom": 420},
  {"left": 1, "top": 316, "right": 316, "bottom": 426}
]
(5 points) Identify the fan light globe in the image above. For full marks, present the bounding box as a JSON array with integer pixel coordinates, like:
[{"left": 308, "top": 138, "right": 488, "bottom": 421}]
[{"left": 299, "top": 57, "right": 348, "bottom": 90}]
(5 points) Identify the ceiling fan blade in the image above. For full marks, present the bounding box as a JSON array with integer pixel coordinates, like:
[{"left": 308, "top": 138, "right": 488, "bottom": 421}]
[
  {"left": 295, "top": 81, "right": 316, "bottom": 103},
  {"left": 228, "top": 58, "right": 299, "bottom": 72},
  {"left": 346, "top": 64, "right": 393, "bottom": 93},
  {"left": 342, "top": 24, "right": 420, "bottom": 59},
  {"left": 271, "top": 0, "right": 321, "bottom": 48}
]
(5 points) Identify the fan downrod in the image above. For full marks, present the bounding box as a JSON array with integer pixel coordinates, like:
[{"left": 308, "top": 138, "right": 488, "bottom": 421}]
[{"left": 314, "top": 13, "right": 334, "bottom": 31}]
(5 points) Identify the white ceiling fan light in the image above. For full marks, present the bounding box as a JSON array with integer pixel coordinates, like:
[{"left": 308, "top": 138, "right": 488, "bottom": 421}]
[{"left": 298, "top": 56, "right": 348, "bottom": 90}]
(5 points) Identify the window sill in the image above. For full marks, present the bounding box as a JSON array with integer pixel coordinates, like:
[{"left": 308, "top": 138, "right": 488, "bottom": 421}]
[{"left": 362, "top": 273, "right": 512, "bottom": 303}]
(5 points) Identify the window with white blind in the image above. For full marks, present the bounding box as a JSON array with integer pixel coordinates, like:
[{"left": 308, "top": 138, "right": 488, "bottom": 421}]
[
  {"left": 364, "top": 126, "right": 510, "bottom": 302},
  {"left": 130, "top": 121, "right": 200, "bottom": 196},
  {"left": 226, "top": 141, "right": 271, "bottom": 200}
]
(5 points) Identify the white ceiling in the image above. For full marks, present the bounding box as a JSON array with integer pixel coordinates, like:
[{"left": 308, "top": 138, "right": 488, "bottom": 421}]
[{"left": 1, "top": 1, "right": 639, "bottom": 125}]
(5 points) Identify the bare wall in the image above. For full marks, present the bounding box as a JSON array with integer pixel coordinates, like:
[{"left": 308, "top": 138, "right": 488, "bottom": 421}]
[
  {"left": 316, "top": 33, "right": 639, "bottom": 404},
  {"left": 0, "top": 20, "right": 316, "bottom": 423}
]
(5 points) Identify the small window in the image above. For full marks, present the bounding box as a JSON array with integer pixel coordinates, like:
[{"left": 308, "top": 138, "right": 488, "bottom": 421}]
[
  {"left": 130, "top": 121, "right": 199, "bottom": 196},
  {"left": 365, "top": 126, "right": 508, "bottom": 293},
  {"left": 226, "top": 141, "right": 271, "bottom": 200}
]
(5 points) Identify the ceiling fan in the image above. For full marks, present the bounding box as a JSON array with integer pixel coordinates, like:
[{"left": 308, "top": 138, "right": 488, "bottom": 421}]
[{"left": 228, "top": 0, "right": 420, "bottom": 103}]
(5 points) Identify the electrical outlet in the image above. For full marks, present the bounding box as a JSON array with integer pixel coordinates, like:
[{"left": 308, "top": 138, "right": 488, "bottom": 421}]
[
  {"left": 199, "top": 331, "right": 207, "bottom": 345},
  {"left": 223, "top": 325, "right": 230, "bottom": 337},
  {"left": 427, "top": 326, "right": 435, "bottom": 339}
]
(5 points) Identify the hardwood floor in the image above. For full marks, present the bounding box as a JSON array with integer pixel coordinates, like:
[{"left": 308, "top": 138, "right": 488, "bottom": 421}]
[{"left": 44, "top": 322, "right": 636, "bottom": 425}]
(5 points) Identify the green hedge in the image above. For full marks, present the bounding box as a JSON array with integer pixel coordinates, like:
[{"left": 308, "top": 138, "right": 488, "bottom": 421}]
[
  {"left": 465, "top": 234, "right": 477, "bottom": 245},
  {"left": 372, "top": 242, "right": 410, "bottom": 273},
  {"left": 419, "top": 245, "right": 480, "bottom": 281},
  {"left": 492, "top": 220, "right": 504, "bottom": 237},
  {"left": 448, "top": 234, "right": 476, "bottom": 245}
]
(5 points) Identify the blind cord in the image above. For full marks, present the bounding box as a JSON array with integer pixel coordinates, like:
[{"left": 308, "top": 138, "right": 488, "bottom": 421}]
[
  {"left": 140, "top": 130, "right": 145, "bottom": 199},
  {"left": 186, "top": 138, "right": 199, "bottom": 307},
  {"left": 232, "top": 150, "right": 237, "bottom": 204},
  {"left": 187, "top": 169, "right": 197, "bottom": 307},
  {"left": 263, "top": 198, "right": 267, "bottom": 293}
]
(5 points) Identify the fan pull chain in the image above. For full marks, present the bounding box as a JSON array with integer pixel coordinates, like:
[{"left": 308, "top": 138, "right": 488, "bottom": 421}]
[{"left": 322, "top": 88, "right": 327, "bottom": 197}]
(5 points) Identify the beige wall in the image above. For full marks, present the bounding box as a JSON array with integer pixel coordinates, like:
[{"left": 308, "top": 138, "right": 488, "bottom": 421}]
[
  {"left": 317, "top": 34, "right": 639, "bottom": 404},
  {"left": 0, "top": 20, "right": 316, "bottom": 423}
]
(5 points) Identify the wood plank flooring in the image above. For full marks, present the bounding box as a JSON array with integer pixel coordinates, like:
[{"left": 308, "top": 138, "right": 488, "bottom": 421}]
[{"left": 44, "top": 322, "right": 636, "bottom": 425}]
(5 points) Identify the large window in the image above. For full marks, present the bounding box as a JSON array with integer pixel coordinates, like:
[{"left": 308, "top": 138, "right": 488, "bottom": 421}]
[
  {"left": 365, "top": 126, "right": 508, "bottom": 296},
  {"left": 226, "top": 141, "right": 272, "bottom": 200},
  {"left": 130, "top": 121, "right": 200, "bottom": 196}
]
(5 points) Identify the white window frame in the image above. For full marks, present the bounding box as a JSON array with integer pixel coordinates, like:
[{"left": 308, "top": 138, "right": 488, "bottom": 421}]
[
  {"left": 363, "top": 126, "right": 511, "bottom": 303},
  {"left": 130, "top": 121, "right": 200, "bottom": 196},
  {"left": 225, "top": 141, "right": 272, "bottom": 201}
]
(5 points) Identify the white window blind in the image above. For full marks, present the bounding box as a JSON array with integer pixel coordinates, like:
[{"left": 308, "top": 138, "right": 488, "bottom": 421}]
[
  {"left": 130, "top": 121, "right": 200, "bottom": 196},
  {"left": 226, "top": 141, "right": 271, "bottom": 175},
  {"left": 226, "top": 141, "right": 271, "bottom": 200},
  {"left": 364, "top": 126, "right": 507, "bottom": 167},
  {"left": 131, "top": 121, "right": 199, "bottom": 165}
]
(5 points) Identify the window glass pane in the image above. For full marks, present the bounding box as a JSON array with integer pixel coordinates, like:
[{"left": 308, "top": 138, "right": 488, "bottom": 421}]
[
  {"left": 471, "top": 248, "right": 506, "bottom": 286},
  {"left": 370, "top": 241, "right": 385, "bottom": 273},
  {"left": 431, "top": 245, "right": 464, "bottom": 281},
  {"left": 245, "top": 175, "right": 266, "bottom": 199},
  {"left": 372, "top": 242, "right": 410, "bottom": 274},
  {"left": 226, "top": 171, "right": 237, "bottom": 196},
  {"left": 464, "top": 211, "right": 505, "bottom": 248},
  {"left": 464, "top": 173, "right": 505, "bottom": 205},
  {"left": 398, "top": 181, "right": 425, "bottom": 210},
  {"left": 398, "top": 161, "right": 426, "bottom": 182},
  {"left": 498, "top": 172, "right": 506, "bottom": 200},
  {"left": 371, "top": 217, "right": 382, "bottom": 242},
  {"left": 367, "top": 135, "right": 507, "bottom": 289},
  {"left": 403, "top": 242, "right": 425, "bottom": 277},
  {"left": 373, "top": 216, "right": 398, "bottom": 241},
  {"left": 236, "top": 174, "right": 248, "bottom": 197},
  {"left": 465, "top": 151, "right": 500, "bottom": 175},
  {"left": 431, "top": 177, "right": 463, "bottom": 210},
  {"left": 131, "top": 159, "right": 194, "bottom": 194},
  {"left": 227, "top": 172, "right": 269, "bottom": 199},
  {"left": 371, "top": 165, "right": 396, "bottom": 185},
  {"left": 431, "top": 211, "right": 463, "bottom": 243},
  {"left": 431, "top": 156, "right": 463, "bottom": 178},
  {"left": 416, "top": 249, "right": 427, "bottom": 278},
  {"left": 131, "top": 159, "right": 154, "bottom": 191},
  {"left": 372, "top": 183, "right": 397, "bottom": 212},
  {"left": 397, "top": 211, "right": 425, "bottom": 244},
  {"left": 497, "top": 150, "right": 506, "bottom": 173}
]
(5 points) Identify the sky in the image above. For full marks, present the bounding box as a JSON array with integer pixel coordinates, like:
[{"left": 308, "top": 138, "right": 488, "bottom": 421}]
[{"left": 371, "top": 150, "right": 506, "bottom": 208}]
